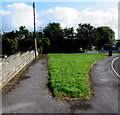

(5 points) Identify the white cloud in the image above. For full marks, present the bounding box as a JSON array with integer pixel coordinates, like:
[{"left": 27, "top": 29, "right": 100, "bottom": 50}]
[
  {"left": 1, "top": 4, "right": 118, "bottom": 39},
  {"left": 1, "top": 3, "right": 43, "bottom": 31},
  {"left": 45, "top": 6, "right": 118, "bottom": 38},
  {"left": 0, "top": 10, "right": 11, "bottom": 15}
]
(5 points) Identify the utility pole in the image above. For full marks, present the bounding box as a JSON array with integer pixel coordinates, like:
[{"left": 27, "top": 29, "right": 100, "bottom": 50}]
[{"left": 33, "top": 2, "right": 37, "bottom": 58}]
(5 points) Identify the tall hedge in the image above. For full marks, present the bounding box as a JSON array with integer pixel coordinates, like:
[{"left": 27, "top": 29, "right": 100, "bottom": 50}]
[
  {"left": 2, "top": 38, "right": 18, "bottom": 55},
  {"left": 18, "top": 39, "right": 34, "bottom": 52}
]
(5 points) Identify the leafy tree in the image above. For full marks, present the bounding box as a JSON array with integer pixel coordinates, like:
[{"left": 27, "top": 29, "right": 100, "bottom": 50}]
[
  {"left": 2, "top": 23, "right": 115, "bottom": 55},
  {"left": 18, "top": 39, "right": 34, "bottom": 52},
  {"left": 63, "top": 27, "right": 79, "bottom": 52},
  {"left": 2, "top": 38, "right": 18, "bottom": 55},
  {"left": 2, "top": 25, "right": 51, "bottom": 55},
  {"left": 37, "top": 37, "right": 50, "bottom": 53},
  {"left": 2, "top": 26, "right": 31, "bottom": 39},
  {"left": 43, "top": 22, "right": 64, "bottom": 52},
  {"left": 76, "top": 23, "right": 98, "bottom": 50},
  {"left": 38, "top": 27, "right": 44, "bottom": 38},
  {"left": 63, "top": 27, "right": 75, "bottom": 39},
  {"left": 2, "top": 31, "right": 17, "bottom": 39},
  {"left": 97, "top": 26, "right": 115, "bottom": 50},
  {"left": 15, "top": 26, "right": 30, "bottom": 39}
]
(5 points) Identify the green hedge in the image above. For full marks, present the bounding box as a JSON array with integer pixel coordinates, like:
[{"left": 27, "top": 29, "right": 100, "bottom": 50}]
[
  {"left": 2, "top": 38, "right": 18, "bottom": 55},
  {"left": 2, "top": 38, "right": 50, "bottom": 56}
]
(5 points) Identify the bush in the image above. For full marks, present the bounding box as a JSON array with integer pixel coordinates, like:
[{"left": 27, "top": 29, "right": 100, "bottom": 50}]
[
  {"left": 2, "top": 38, "right": 18, "bottom": 55},
  {"left": 18, "top": 39, "right": 34, "bottom": 52},
  {"left": 37, "top": 37, "right": 50, "bottom": 53}
]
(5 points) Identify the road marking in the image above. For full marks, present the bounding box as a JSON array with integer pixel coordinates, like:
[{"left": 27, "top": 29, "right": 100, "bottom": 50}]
[
  {"left": 111, "top": 57, "right": 120, "bottom": 78},
  {"left": 100, "top": 79, "right": 109, "bottom": 81}
]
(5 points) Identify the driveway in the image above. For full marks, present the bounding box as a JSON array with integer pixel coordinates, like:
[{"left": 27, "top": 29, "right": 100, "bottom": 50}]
[{"left": 2, "top": 55, "right": 119, "bottom": 114}]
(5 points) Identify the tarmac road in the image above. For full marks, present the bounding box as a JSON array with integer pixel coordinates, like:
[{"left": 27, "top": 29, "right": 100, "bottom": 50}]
[
  {"left": 2, "top": 55, "right": 119, "bottom": 114},
  {"left": 113, "top": 57, "right": 120, "bottom": 76}
]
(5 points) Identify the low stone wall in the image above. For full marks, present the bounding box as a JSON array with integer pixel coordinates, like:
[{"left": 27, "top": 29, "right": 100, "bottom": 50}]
[{"left": 1, "top": 50, "right": 38, "bottom": 89}]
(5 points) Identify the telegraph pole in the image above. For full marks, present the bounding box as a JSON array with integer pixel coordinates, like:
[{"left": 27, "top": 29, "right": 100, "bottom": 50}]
[{"left": 33, "top": 2, "right": 37, "bottom": 58}]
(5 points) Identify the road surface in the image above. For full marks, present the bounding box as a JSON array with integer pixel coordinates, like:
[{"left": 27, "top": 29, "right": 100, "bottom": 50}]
[
  {"left": 2, "top": 55, "right": 119, "bottom": 114},
  {"left": 113, "top": 57, "right": 120, "bottom": 76}
]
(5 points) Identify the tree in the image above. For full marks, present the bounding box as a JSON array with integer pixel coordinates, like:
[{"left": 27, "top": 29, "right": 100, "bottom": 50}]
[
  {"left": 2, "top": 31, "right": 17, "bottom": 39},
  {"left": 63, "top": 27, "right": 79, "bottom": 52},
  {"left": 2, "top": 25, "right": 51, "bottom": 55},
  {"left": 63, "top": 27, "right": 75, "bottom": 40},
  {"left": 18, "top": 39, "right": 34, "bottom": 52},
  {"left": 15, "top": 26, "right": 30, "bottom": 39},
  {"left": 2, "top": 26, "right": 31, "bottom": 39},
  {"left": 37, "top": 37, "right": 50, "bottom": 53},
  {"left": 97, "top": 26, "right": 115, "bottom": 50},
  {"left": 2, "top": 38, "right": 18, "bottom": 55},
  {"left": 76, "top": 23, "right": 98, "bottom": 50},
  {"left": 43, "top": 22, "right": 64, "bottom": 52}
]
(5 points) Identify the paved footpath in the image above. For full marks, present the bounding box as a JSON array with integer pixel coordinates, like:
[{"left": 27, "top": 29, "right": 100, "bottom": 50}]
[{"left": 2, "top": 55, "right": 119, "bottom": 114}]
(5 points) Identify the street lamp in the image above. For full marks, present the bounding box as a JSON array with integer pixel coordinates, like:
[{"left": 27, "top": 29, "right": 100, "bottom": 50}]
[{"left": 33, "top": 2, "right": 38, "bottom": 58}]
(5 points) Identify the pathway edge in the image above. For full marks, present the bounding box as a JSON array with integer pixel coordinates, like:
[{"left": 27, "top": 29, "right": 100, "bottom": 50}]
[{"left": 111, "top": 56, "right": 120, "bottom": 78}]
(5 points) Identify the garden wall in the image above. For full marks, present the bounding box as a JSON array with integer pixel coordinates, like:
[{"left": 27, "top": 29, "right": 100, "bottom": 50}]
[{"left": 1, "top": 50, "right": 38, "bottom": 89}]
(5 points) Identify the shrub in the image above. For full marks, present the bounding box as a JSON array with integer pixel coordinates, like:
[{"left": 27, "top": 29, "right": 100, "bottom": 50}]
[
  {"left": 2, "top": 38, "right": 18, "bottom": 55},
  {"left": 18, "top": 39, "right": 34, "bottom": 52}
]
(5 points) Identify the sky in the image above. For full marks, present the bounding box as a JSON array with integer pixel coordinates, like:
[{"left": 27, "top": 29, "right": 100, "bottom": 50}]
[{"left": 0, "top": 1, "right": 119, "bottom": 39}]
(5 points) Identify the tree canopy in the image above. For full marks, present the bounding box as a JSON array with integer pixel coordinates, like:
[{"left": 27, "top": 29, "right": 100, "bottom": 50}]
[
  {"left": 97, "top": 26, "right": 115, "bottom": 50},
  {"left": 2, "top": 23, "right": 115, "bottom": 55},
  {"left": 76, "top": 23, "right": 98, "bottom": 50},
  {"left": 43, "top": 23, "right": 64, "bottom": 52}
]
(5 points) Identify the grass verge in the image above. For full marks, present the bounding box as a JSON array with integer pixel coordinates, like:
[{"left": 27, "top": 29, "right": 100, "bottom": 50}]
[{"left": 48, "top": 53, "right": 106, "bottom": 100}]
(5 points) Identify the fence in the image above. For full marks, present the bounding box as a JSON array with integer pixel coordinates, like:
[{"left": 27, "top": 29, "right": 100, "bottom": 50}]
[{"left": 1, "top": 50, "right": 38, "bottom": 89}]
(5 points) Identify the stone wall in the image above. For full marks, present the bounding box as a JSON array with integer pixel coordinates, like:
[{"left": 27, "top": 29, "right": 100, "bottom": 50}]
[{"left": 1, "top": 50, "right": 38, "bottom": 89}]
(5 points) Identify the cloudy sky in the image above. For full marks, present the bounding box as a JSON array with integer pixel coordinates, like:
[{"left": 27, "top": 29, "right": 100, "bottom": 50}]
[{"left": 1, "top": 1, "right": 118, "bottom": 39}]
